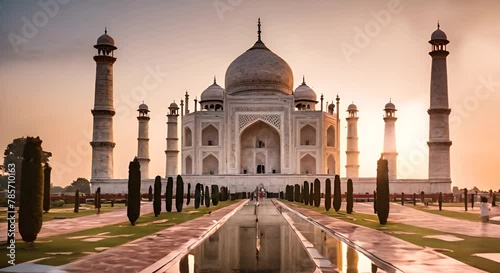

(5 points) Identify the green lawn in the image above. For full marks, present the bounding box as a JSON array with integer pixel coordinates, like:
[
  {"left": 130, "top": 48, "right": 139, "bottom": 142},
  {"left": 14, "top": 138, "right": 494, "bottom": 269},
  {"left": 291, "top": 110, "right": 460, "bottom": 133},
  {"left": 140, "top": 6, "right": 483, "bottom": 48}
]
[
  {"left": 286, "top": 201, "right": 500, "bottom": 273},
  {"left": 0, "top": 203, "right": 126, "bottom": 223},
  {"left": 409, "top": 205, "right": 482, "bottom": 222},
  {"left": 0, "top": 200, "right": 238, "bottom": 268}
]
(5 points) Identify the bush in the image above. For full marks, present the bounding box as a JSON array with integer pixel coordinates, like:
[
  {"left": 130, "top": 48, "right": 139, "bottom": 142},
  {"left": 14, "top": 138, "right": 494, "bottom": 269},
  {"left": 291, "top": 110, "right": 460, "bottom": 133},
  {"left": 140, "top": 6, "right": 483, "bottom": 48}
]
[
  {"left": 51, "top": 200, "right": 65, "bottom": 208},
  {"left": 309, "top": 184, "right": 314, "bottom": 206},
  {"left": 148, "top": 185, "right": 153, "bottom": 202},
  {"left": 438, "top": 192, "right": 443, "bottom": 211},
  {"left": 333, "top": 175, "right": 341, "bottom": 212},
  {"left": 376, "top": 158, "right": 390, "bottom": 225},
  {"left": 346, "top": 179, "right": 353, "bottom": 214},
  {"left": 127, "top": 158, "right": 141, "bottom": 226},
  {"left": 176, "top": 175, "right": 184, "bottom": 212},
  {"left": 153, "top": 176, "right": 161, "bottom": 217},
  {"left": 19, "top": 137, "right": 44, "bottom": 245},
  {"left": 325, "top": 178, "right": 331, "bottom": 211},
  {"left": 186, "top": 183, "right": 191, "bottom": 205}
]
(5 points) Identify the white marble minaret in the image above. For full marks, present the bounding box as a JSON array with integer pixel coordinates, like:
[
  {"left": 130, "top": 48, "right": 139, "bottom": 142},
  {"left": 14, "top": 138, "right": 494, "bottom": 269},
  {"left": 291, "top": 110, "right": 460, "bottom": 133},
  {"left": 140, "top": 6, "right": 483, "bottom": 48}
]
[
  {"left": 165, "top": 102, "right": 179, "bottom": 177},
  {"left": 90, "top": 29, "right": 116, "bottom": 180},
  {"left": 137, "top": 103, "right": 150, "bottom": 179},
  {"left": 382, "top": 100, "right": 398, "bottom": 180},
  {"left": 428, "top": 23, "right": 452, "bottom": 181},
  {"left": 345, "top": 103, "right": 359, "bottom": 179}
]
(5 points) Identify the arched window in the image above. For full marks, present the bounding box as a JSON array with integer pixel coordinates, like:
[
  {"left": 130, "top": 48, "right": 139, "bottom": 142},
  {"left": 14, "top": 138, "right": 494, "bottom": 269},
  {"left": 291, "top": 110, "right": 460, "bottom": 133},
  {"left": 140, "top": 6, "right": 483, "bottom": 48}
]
[
  {"left": 327, "top": 126, "right": 335, "bottom": 147},
  {"left": 300, "top": 154, "right": 316, "bottom": 175},
  {"left": 202, "top": 155, "right": 219, "bottom": 175},
  {"left": 202, "top": 125, "right": 219, "bottom": 146},
  {"left": 300, "top": 124, "right": 316, "bottom": 146},
  {"left": 185, "top": 156, "right": 193, "bottom": 174},
  {"left": 184, "top": 127, "right": 192, "bottom": 147}
]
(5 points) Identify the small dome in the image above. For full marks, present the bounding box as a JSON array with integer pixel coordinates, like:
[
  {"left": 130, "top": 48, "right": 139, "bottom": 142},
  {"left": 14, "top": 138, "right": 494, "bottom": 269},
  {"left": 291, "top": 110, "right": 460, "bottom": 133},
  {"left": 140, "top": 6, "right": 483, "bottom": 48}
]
[
  {"left": 169, "top": 102, "right": 178, "bottom": 109},
  {"left": 347, "top": 103, "right": 358, "bottom": 111},
  {"left": 200, "top": 79, "right": 225, "bottom": 102},
  {"left": 384, "top": 101, "right": 396, "bottom": 111},
  {"left": 95, "top": 28, "right": 116, "bottom": 49},
  {"left": 138, "top": 103, "right": 149, "bottom": 112},
  {"left": 294, "top": 79, "right": 317, "bottom": 102},
  {"left": 431, "top": 24, "right": 448, "bottom": 41}
]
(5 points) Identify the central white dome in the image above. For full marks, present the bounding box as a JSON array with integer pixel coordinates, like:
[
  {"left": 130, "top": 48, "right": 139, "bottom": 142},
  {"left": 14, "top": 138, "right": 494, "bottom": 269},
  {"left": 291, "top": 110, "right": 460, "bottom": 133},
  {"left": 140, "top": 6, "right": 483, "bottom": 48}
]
[{"left": 225, "top": 40, "right": 294, "bottom": 96}]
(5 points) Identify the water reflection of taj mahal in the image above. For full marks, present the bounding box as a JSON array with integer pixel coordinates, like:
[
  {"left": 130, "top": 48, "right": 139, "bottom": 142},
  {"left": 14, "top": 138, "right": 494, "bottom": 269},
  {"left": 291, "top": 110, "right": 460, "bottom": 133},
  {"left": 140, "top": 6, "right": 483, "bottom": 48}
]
[{"left": 90, "top": 20, "right": 452, "bottom": 194}]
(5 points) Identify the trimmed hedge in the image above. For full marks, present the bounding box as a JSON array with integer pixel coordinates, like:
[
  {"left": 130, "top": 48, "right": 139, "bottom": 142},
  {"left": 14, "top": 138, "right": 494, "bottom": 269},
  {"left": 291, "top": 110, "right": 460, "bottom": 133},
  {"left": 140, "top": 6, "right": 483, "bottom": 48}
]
[
  {"left": 313, "top": 179, "right": 320, "bottom": 207},
  {"left": 175, "top": 175, "right": 184, "bottom": 212},
  {"left": 205, "top": 186, "right": 210, "bottom": 208},
  {"left": 333, "top": 175, "right": 341, "bottom": 212},
  {"left": 194, "top": 183, "right": 201, "bottom": 209},
  {"left": 325, "top": 178, "right": 331, "bottom": 211},
  {"left": 346, "top": 179, "right": 353, "bottom": 214},
  {"left": 211, "top": 184, "right": 219, "bottom": 206},
  {"left": 376, "top": 158, "right": 390, "bottom": 225},
  {"left": 127, "top": 158, "right": 141, "bottom": 225},
  {"left": 19, "top": 137, "right": 44, "bottom": 244},
  {"left": 165, "top": 177, "right": 173, "bottom": 212},
  {"left": 303, "top": 181, "right": 309, "bottom": 205},
  {"left": 153, "top": 176, "right": 161, "bottom": 217},
  {"left": 187, "top": 183, "right": 191, "bottom": 205}
]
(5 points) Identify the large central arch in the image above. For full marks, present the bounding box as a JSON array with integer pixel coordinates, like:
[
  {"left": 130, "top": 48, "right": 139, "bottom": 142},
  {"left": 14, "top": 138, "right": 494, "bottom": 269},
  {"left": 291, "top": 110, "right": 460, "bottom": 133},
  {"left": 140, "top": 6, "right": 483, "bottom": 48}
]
[{"left": 240, "top": 120, "right": 281, "bottom": 174}]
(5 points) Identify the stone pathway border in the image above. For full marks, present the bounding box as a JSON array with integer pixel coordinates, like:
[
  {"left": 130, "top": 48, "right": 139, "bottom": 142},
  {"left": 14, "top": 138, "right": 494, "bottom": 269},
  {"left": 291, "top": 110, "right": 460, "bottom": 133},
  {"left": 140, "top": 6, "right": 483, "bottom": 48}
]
[{"left": 280, "top": 201, "right": 487, "bottom": 273}]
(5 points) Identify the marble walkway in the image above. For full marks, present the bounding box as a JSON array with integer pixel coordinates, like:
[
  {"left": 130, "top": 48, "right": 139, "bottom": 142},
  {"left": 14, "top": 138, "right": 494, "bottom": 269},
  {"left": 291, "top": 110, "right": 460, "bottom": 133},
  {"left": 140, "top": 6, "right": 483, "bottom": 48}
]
[{"left": 281, "top": 201, "right": 489, "bottom": 273}]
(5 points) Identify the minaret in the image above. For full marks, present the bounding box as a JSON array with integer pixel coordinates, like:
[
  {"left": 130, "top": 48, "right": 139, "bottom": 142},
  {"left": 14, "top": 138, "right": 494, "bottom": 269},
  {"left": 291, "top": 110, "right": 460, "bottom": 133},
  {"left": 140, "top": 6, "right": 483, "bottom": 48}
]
[
  {"left": 90, "top": 28, "right": 116, "bottom": 180},
  {"left": 137, "top": 102, "right": 150, "bottom": 179},
  {"left": 165, "top": 102, "right": 179, "bottom": 177},
  {"left": 382, "top": 100, "right": 398, "bottom": 180},
  {"left": 345, "top": 103, "right": 359, "bottom": 179},
  {"left": 428, "top": 23, "right": 452, "bottom": 181}
]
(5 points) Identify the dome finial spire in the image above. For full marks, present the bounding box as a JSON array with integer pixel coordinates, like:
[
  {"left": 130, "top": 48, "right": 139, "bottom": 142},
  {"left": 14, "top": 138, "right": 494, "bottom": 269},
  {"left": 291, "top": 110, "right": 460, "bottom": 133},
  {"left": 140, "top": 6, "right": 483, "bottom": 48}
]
[
  {"left": 302, "top": 75, "right": 306, "bottom": 85},
  {"left": 257, "top": 18, "right": 262, "bottom": 42},
  {"left": 437, "top": 20, "right": 440, "bottom": 29},
  {"left": 105, "top": 27, "right": 107, "bottom": 34},
  {"left": 213, "top": 75, "right": 217, "bottom": 84}
]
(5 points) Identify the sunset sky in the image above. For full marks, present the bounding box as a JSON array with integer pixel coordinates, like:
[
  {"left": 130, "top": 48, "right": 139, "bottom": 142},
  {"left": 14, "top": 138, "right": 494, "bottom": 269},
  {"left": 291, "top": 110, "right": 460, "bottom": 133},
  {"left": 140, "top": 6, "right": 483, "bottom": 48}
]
[{"left": 1, "top": 0, "right": 499, "bottom": 191}]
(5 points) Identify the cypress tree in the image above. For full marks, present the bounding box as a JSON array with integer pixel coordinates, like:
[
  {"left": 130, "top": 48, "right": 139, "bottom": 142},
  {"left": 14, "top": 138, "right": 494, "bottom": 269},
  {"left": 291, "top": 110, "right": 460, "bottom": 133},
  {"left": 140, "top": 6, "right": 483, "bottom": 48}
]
[
  {"left": 438, "top": 192, "right": 443, "bottom": 211},
  {"left": 148, "top": 185, "right": 153, "bottom": 201},
  {"left": 325, "top": 178, "right": 331, "bottom": 211},
  {"left": 165, "top": 177, "right": 173, "bottom": 212},
  {"left": 420, "top": 191, "right": 425, "bottom": 204},
  {"left": 376, "top": 158, "right": 390, "bottom": 225},
  {"left": 347, "top": 179, "right": 353, "bottom": 214},
  {"left": 19, "top": 137, "right": 44, "bottom": 247},
  {"left": 43, "top": 163, "right": 51, "bottom": 213},
  {"left": 176, "top": 175, "right": 184, "bottom": 212},
  {"left": 309, "top": 183, "right": 314, "bottom": 206},
  {"left": 401, "top": 192, "right": 405, "bottom": 206},
  {"left": 201, "top": 185, "right": 205, "bottom": 206},
  {"left": 74, "top": 189, "right": 80, "bottom": 213},
  {"left": 127, "top": 158, "right": 141, "bottom": 225},
  {"left": 187, "top": 183, "right": 191, "bottom": 205},
  {"left": 95, "top": 187, "right": 101, "bottom": 214},
  {"left": 211, "top": 184, "right": 219, "bottom": 206},
  {"left": 303, "top": 181, "right": 309, "bottom": 205},
  {"left": 333, "top": 175, "right": 341, "bottom": 212},
  {"left": 493, "top": 193, "right": 497, "bottom": 207},
  {"left": 464, "top": 188, "right": 468, "bottom": 211},
  {"left": 194, "top": 183, "right": 201, "bottom": 209},
  {"left": 153, "top": 176, "right": 161, "bottom": 217},
  {"left": 294, "top": 184, "right": 300, "bottom": 202},
  {"left": 373, "top": 191, "right": 377, "bottom": 214},
  {"left": 205, "top": 186, "right": 210, "bottom": 208},
  {"left": 413, "top": 193, "right": 416, "bottom": 206},
  {"left": 314, "top": 179, "right": 320, "bottom": 207},
  {"left": 471, "top": 193, "right": 475, "bottom": 209}
]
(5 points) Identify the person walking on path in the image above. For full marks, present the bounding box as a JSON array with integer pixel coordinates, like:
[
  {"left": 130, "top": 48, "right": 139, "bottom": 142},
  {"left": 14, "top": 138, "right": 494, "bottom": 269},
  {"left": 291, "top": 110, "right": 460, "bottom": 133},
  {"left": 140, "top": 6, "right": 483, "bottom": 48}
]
[{"left": 480, "top": 196, "right": 491, "bottom": 222}]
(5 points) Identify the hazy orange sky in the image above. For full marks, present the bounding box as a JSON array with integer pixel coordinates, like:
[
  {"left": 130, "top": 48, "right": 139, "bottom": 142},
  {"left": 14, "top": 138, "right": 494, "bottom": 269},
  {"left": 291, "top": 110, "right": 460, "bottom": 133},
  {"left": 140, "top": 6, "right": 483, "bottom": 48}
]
[{"left": 1, "top": 1, "right": 499, "bottom": 191}]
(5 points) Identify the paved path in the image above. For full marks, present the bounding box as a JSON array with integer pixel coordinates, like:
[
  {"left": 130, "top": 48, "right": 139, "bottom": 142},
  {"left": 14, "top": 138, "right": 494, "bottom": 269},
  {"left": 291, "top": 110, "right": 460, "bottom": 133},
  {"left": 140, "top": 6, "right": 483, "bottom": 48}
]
[
  {"left": 353, "top": 202, "right": 500, "bottom": 238},
  {"left": 59, "top": 200, "right": 247, "bottom": 273},
  {"left": 281, "top": 201, "right": 487, "bottom": 273},
  {"left": 0, "top": 202, "right": 155, "bottom": 242}
]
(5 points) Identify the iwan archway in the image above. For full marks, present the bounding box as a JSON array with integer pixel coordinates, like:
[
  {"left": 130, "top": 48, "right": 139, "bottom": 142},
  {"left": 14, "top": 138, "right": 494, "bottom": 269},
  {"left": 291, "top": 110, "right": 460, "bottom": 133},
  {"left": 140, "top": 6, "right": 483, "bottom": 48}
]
[{"left": 240, "top": 120, "right": 281, "bottom": 174}]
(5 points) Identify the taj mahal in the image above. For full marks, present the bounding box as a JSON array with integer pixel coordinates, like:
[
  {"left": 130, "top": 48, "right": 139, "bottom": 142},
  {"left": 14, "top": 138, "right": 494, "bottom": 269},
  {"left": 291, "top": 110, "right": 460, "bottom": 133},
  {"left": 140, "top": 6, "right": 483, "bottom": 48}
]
[{"left": 89, "top": 20, "right": 452, "bottom": 195}]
